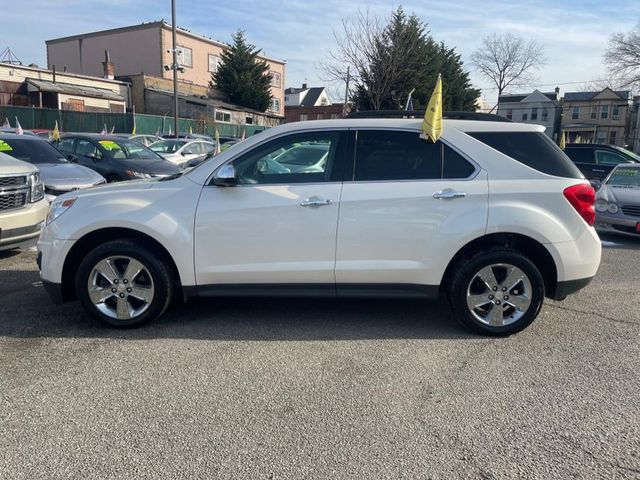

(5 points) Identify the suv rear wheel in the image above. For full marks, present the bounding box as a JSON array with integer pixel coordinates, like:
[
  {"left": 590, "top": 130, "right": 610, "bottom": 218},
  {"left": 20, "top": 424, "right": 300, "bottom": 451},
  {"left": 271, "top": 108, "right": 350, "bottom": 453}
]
[
  {"left": 449, "top": 248, "right": 544, "bottom": 336},
  {"left": 75, "top": 240, "right": 173, "bottom": 327}
]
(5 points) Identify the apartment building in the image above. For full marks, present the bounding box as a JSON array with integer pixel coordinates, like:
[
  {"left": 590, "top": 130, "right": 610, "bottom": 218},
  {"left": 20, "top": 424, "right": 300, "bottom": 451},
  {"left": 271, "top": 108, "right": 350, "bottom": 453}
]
[
  {"left": 561, "top": 88, "right": 630, "bottom": 146},
  {"left": 46, "top": 21, "right": 285, "bottom": 116}
]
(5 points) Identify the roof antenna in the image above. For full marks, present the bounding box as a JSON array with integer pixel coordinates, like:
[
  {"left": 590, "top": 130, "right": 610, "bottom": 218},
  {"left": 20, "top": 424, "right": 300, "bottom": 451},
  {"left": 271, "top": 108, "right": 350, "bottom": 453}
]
[{"left": 0, "top": 47, "right": 22, "bottom": 65}]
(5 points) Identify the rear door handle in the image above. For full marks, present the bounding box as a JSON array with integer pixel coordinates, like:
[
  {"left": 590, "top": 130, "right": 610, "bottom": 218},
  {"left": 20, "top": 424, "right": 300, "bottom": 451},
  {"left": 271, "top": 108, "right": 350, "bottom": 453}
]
[
  {"left": 433, "top": 189, "right": 467, "bottom": 200},
  {"left": 300, "top": 198, "right": 332, "bottom": 207}
]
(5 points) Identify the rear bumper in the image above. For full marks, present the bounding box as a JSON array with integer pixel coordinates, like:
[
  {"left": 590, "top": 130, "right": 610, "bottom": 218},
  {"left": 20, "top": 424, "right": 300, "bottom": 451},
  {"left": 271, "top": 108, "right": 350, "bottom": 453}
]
[{"left": 550, "top": 276, "right": 594, "bottom": 300}]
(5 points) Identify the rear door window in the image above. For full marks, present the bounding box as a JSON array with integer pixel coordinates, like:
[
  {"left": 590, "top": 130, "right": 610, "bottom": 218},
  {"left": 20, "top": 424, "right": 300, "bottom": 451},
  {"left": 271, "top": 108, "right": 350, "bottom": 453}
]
[
  {"left": 469, "top": 132, "right": 582, "bottom": 178},
  {"left": 443, "top": 145, "right": 476, "bottom": 179},
  {"left": 565, "top": 148, "right": 595, "bottom": 164}
]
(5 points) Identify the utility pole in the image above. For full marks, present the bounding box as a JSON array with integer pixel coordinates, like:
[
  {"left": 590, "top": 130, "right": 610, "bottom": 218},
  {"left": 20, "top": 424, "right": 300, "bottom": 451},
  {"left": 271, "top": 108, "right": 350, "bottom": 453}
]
[
  {"left": 342, "top": 66, "right": 350, "bottom": 117},
  {"left": 171, "top": 0, "right": 179, "bottom": 137}
]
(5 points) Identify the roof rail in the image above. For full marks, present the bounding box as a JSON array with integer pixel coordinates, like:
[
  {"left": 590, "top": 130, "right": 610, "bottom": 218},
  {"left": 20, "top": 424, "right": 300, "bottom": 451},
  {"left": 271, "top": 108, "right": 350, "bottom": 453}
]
[{"left": 346, "top": 110, "right": 511, "bottom": 122}]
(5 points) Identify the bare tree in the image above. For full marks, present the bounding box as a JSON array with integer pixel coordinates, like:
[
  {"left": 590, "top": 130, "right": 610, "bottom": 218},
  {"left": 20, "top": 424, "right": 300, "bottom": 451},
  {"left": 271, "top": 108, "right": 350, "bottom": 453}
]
[
  {"left": 319, "top": 10, "right": 386, "bottom": 108},
  {"left": 605, "top": 23, "right": 640, "bottom": 90},
  {"left": 471, "top": 33, "right": 546, "bottom": 95}
]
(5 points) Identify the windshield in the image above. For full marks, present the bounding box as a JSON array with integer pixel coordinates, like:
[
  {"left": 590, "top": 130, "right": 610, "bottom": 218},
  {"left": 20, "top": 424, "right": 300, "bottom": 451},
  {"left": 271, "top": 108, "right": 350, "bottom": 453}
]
[
  {"left": 611, "top": 146, "right": 640, "bottom": 162},
  {"left": 149, "top": 140, "right": 188, "bottom": 153},
  {"left": 606, "top": 167, "right": 640, "bottom": 187},
  {"left": 0, "top": 137, "right": 67, "bottom": 164},
  {"left": 98, "top": 139, "right": 163, "bottom": 160}
]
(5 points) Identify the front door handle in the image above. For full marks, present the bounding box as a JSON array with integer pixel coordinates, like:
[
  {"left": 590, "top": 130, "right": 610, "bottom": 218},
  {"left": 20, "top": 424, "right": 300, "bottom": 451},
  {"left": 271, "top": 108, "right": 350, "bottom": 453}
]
[
  {"left": 433, "top": 189, "right": 467, "bottom": 200},
  {"left": 592, "top": 169, "right": 605, "bottom": 173},
  {"left": 300, "top": 198, "right": 332, "bottom": 207}
]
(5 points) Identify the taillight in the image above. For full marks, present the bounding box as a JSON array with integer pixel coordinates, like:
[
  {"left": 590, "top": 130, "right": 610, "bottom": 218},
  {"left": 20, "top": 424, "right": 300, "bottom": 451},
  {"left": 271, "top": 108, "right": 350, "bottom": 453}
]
[{"left": 563, "top": 184, "right": 595, "bottom": 226}]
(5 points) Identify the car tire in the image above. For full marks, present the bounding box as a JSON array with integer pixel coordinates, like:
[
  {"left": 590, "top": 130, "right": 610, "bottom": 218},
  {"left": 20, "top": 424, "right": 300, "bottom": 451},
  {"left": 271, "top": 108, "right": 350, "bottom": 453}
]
[
  {"left": 448, "top": 248, "right": 545, "bottom": 336},
  {"left": 75, "top": 239, "right": 173, "bottom": 328}
]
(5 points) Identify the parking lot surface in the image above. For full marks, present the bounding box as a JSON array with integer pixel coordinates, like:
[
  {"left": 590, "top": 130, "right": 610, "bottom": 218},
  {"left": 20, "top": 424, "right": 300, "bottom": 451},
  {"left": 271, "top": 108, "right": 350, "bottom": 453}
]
[{"left": 1, "top": 235, "right": 639, "bottom": 479}]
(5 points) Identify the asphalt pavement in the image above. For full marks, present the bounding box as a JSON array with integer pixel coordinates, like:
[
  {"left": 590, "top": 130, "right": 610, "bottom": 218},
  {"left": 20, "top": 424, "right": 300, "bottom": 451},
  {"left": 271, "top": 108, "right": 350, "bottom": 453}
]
[{"left": 1, "top": 235, "right": 639, "bottom": 479}]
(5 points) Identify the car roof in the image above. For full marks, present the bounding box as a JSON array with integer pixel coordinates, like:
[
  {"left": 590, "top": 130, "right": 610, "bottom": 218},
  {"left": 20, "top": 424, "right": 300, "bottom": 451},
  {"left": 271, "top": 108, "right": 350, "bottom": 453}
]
[
  {"left": 0, "top": 132, "right": 42, "bottom": 141},
  {"left": 264, "top": 118, "right": 545, "bottom": 134}
]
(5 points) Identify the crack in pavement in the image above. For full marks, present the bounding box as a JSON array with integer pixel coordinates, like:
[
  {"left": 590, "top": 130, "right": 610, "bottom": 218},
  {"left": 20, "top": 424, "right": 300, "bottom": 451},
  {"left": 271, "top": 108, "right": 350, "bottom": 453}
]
[{"left": 547, "top": 303, "right": 639, "bottom": 327}]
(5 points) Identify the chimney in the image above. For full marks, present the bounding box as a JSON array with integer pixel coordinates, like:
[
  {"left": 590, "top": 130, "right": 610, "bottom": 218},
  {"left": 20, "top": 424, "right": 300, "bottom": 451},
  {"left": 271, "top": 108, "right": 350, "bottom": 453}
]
[
  {"left": 102, "top": 50, "right": 115, "bottom": 79},
  {"left": 302, "top": 83, "right": 308, "bottom": 89}
]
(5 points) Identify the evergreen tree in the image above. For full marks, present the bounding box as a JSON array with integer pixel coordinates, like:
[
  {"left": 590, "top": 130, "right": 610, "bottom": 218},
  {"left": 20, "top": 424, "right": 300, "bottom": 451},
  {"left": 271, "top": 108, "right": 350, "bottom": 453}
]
[
  {"left": 351, "top": 7, "right": 480, "bottom": 112},
  {"left": 211, "top": 30, "right": 272, "bottom": 111}
]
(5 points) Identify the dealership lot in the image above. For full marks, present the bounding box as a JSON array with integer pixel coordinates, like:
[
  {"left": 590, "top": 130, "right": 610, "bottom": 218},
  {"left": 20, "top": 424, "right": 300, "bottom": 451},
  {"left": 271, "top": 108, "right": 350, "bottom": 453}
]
[{"left": 1, "top": 235, "right": 638, "bottom": 479}]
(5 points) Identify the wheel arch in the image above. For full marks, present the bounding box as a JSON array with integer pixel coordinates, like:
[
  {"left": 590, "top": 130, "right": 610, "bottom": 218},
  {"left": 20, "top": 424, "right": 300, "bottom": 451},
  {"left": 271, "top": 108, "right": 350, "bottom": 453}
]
[
  {"left": 60, "top": 227, "right": 183, "bottom": 302},
  {"left": 441, "top": 232, "right": 559, "bottom": 299}
]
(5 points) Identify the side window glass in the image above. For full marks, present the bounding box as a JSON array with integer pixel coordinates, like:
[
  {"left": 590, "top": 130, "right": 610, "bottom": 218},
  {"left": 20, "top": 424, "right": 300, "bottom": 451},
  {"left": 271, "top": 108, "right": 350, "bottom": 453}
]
[
  {"left": 443, "top": 145, "right": 475, "bottom": 179},
  {"left": 354, "top": 130, "right": 440, "bottom": 181},
  {"left": 596, "top": 150, "right": 628, "bottom": 166},
  {"left": 233, "top": 132, "right": 343, "bottom": 185},
  {"left": 76, "top": 140, "right": 100, "bottom": 159},
  {"left": 56, "top": 138, "right": 75, "bottom": 153},
  {"left": 566, "top": 148, "right": 595, "bottom": 164}
]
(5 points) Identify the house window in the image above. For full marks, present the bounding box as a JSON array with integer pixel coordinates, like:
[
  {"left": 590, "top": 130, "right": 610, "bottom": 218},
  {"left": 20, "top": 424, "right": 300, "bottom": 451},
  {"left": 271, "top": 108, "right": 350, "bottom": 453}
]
[
  {"left": 176, "top": 46, "right": 192, "bottom": 67},
  {"left": 299, "top": 113, "right": 308, "bottom": 121},
  {"left": 330, "top": 113, "right": 339, "bottom": 119},
  {"left": 245, "top": 116, "right": 253, "bottom": 125},
  {"left": 62, "top": 99, "right": 85, "bottom": 111},
  {"left": 601, "top": 105, "right": 609, "bottom": 119},
  {"left": 541, "top": 108, "right": 548, "bottom": 121},
  {"left": 215, "top": 110, "right": 231, "bottom": 123},
  {"left": 612, "top": 104, "right": 620, "bottom": 120},
  {"left": 609, "top": 130, "right": 617, "bottom": 144},
  {"left": 268, "top": 98, "right": 281, "bottom": 113},
  {"left": 506, "top": 109, "right": 513, "bottom": 120},
  {"left": 531, "top": 108, "right": 538, "bottom": 120},
  {"left": 596, "top": 131, "right": 607, "bottom": 144},
  {"left": 522, "top": 113, "right": 528, "bottom": 121},
  {"left": 208, "top": 54, "right": 220, "bottom": 73},
  {"left": 270, "top": 71, "right": 281, "bottom": 88},
  {"left": 572, "top": 106, "right": 580, "bottom": 120},
  {"left": 590, "top": 106, "right": 597, "bottom": 120}
]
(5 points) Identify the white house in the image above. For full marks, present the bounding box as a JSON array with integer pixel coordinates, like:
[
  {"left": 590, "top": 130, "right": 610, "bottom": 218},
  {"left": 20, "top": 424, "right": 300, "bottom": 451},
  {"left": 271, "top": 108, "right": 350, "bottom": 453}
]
[
  {"left": 497, "top": 89, "right": 560, "bottom": 139},
  {"left": 284, "top": 84, "right": 332, "bottom": 107}
]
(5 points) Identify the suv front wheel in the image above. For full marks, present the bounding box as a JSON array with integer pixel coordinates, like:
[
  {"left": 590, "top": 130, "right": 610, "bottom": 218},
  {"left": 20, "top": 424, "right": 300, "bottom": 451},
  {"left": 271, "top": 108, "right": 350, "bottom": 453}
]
[
  {"left": 449, "top": 248, "right": 545, "bottom": 336},
  {"left": 75, "top": 240, "right": 174, "bottom": 327}
]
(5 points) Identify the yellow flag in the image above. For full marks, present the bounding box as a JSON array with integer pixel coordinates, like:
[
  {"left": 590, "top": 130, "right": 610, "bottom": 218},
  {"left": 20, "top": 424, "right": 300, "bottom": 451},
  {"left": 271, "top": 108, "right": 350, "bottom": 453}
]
[
  {"left": 559, "top": 130, "right": 566, "bottom": 150},
  {"left": 52, "top": 120, "right": 60, "bottom": 141},
  {"left": 421, "top": 73, "right": 443, "bottom": 143},
  {"left": 132, "top": 119, "right": 136, "bottom": 135}
]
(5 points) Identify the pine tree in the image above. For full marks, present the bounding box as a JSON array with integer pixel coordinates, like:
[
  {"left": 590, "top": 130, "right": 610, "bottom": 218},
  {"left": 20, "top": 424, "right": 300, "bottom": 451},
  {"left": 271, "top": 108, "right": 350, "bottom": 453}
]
[
  {"left": 351, "top": 7, "right": 480, "bottom": 112},
  {"left": 211, "top": 30, "right": 272, "bottom": 111}
]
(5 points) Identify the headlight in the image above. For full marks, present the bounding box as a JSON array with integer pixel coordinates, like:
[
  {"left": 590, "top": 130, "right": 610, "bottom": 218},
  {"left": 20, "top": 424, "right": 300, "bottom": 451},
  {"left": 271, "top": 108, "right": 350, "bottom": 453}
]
[
  {"left": 46, "top": 196, "right": 77, "bottom": 225},
  {"left": 29, "top": 172, "right": 44, "bottom": 203},
  {"left": 595, "top": 199, "right": 609, "bottom": 212},
  {"left": 608, "top": 203, "right": 619, "bottom": 214},
  {"left": 126, "top": 170, "right": 152, "bottom": 179}
]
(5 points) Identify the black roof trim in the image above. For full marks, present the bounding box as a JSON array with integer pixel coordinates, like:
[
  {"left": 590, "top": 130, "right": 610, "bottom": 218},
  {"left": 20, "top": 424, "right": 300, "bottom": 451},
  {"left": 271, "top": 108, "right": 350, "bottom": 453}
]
[{"left": 346, "top": 110, "right": 512, "bottom": 122}]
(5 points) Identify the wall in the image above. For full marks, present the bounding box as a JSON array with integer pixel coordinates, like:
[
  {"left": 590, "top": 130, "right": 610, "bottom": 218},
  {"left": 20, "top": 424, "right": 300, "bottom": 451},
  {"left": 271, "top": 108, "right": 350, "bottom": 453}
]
[
  {"left": 160, "top": 26, "right": 285, "bottom": 116},
  {"left": 285, "top": 104, "right": 345, "bottom": 123},
  {"left": 47, "top": 25, "right": 163, "bottom": 78}
]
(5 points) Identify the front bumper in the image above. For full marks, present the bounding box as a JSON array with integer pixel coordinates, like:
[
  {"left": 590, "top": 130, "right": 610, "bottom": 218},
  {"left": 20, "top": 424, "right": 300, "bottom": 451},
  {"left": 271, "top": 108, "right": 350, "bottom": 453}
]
[
  {"left": 595, "top": 213, "right": 640, "bottom": 237},
  {"left": 0, "top": 199, "right": 48, "bottom": 251}
]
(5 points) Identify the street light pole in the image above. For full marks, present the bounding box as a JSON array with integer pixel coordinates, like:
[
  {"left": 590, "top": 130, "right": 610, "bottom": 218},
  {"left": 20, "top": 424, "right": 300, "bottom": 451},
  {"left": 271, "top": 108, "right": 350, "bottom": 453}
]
[{"left": 171, "top": 0, "right": 179, "bottom": 137}]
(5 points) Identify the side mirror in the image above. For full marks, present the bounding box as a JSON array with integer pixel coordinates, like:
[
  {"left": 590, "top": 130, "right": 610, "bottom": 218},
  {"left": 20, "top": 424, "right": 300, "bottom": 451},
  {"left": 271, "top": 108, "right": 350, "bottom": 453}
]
[
  {"left": 67, "top": 154, "right": 78, "bottom": 162},
  {"left": 589, "top": 179, "right": 602, "bottom": 191},
  {"left": 213, "top": 164, "right": 237, "bottom": 186}
]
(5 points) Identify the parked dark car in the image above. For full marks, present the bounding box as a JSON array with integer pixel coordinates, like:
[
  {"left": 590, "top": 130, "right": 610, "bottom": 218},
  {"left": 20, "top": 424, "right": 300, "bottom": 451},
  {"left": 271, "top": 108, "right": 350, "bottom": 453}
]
[
  {"left": 0, "top": 133, "right": 105, "bottom": 202},
  {"left": 52, "top": 134, "right": 181, "bottom": 182},
  {"left": 564, "top": 144, "right": 640, "bottom": 180}
]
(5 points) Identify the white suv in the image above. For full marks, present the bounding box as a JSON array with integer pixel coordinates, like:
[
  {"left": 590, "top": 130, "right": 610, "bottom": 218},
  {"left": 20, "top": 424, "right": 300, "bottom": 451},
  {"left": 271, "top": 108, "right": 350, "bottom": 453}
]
[{"left": 38, "top": 116, "right": 601, "bottom": 335}]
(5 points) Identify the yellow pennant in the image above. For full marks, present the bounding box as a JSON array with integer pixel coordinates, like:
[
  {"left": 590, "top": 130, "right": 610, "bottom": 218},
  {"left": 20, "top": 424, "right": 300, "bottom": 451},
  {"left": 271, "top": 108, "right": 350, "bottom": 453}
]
[{"left": 421, "top": 73, "right": 443, "bottom": 143}]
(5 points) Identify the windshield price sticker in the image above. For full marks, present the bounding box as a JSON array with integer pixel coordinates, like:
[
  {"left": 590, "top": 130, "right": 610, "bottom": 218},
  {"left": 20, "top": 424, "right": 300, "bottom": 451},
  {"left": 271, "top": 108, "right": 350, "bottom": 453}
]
[
  {"left": 98, "top": 140, "right": 122, "bottom": 151},
  {"left": 0, "top": 140, "right": 13, "bottom": 151},
  {"left": 615, "top": 168, "right": 638, "bottom": 177}
]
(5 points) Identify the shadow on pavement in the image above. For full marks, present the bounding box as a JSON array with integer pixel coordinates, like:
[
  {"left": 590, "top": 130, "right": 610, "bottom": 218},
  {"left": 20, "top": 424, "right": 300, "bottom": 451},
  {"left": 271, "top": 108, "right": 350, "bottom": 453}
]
[{"left": 0, "top": 269, "right": 473, "bottom": 341}]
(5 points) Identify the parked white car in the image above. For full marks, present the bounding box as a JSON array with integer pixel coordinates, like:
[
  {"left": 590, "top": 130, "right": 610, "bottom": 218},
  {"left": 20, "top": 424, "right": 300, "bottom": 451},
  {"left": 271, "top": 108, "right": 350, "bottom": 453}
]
[
  {"left": 149, "top": 139, "right": 216, "bottom": 165},
  {"left": 0, "top": 151, "right": 48, "bottom": 251},
  {"left": 38, "top": 115, "right": 601, "bottom": 335}
]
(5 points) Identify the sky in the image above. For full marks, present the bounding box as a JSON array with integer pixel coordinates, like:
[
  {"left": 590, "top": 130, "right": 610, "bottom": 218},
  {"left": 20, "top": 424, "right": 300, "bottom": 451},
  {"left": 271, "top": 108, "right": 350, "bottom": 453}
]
[{"left": 4, "top": 0, "right": 640, "bottom": 106}]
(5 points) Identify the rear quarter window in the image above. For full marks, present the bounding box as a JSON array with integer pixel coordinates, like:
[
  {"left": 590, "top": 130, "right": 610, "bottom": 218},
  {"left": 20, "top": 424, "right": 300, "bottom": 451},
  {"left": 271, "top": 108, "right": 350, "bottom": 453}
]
[{"left": 469, "top": 132, "right": 583, "bottom": 178}]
